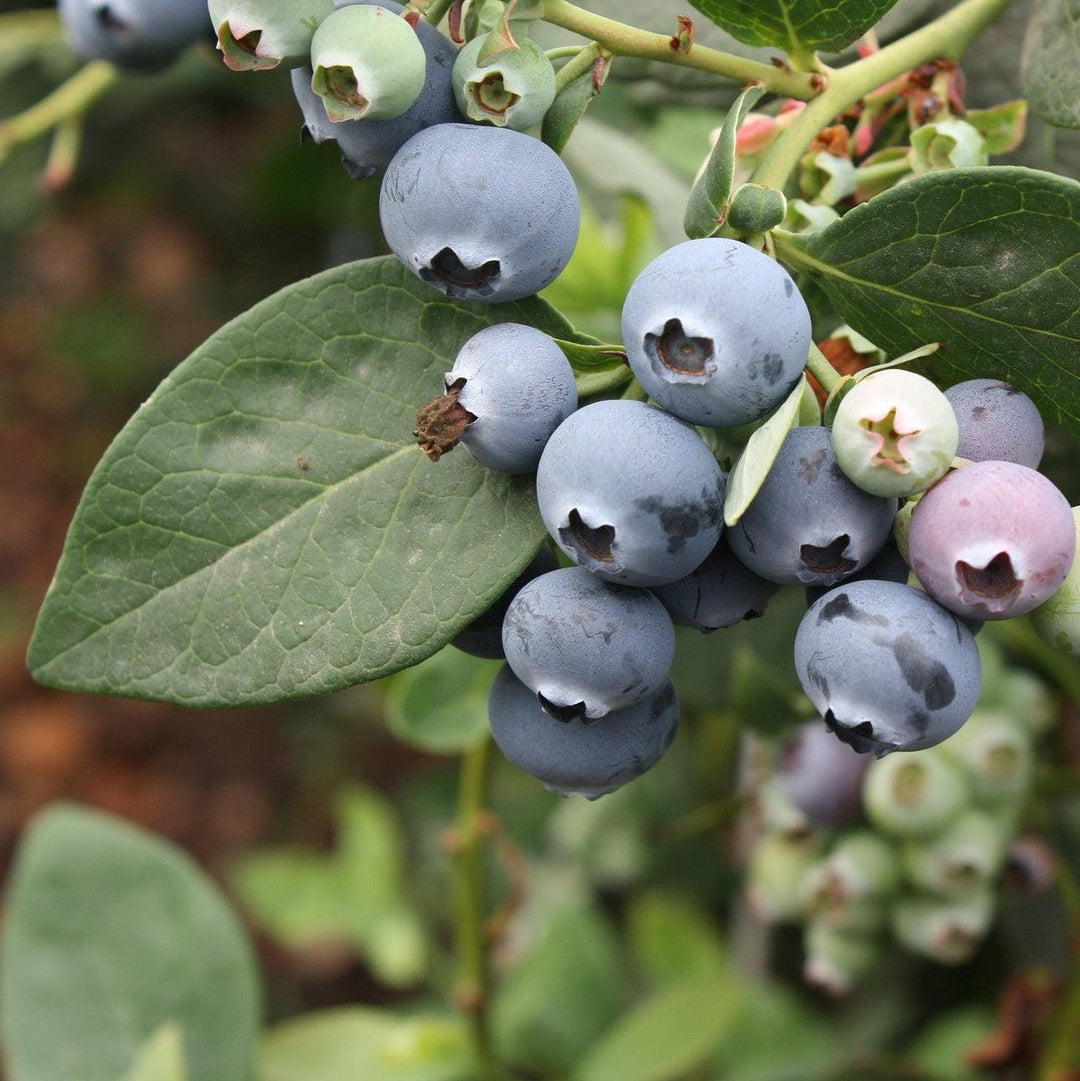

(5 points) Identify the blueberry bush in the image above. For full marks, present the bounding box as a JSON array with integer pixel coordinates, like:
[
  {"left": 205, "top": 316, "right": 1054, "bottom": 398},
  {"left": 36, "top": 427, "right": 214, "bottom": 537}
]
[{"left": 2, "top": 0, "right": 1080, "bottom": 1078}]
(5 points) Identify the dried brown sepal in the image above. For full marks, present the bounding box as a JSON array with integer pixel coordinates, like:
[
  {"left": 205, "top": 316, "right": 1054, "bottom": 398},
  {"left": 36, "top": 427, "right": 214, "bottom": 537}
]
[
  {"left": 669, "top": 14, "right": 694, "bottom": 53},
  {"left": 414, "top": 378, "right": 476, "bottom": 461}
]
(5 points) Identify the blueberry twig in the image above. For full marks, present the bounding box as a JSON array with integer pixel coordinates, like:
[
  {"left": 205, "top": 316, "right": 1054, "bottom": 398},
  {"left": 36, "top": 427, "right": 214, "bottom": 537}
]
[{"left": 804, "top": 342, "right": 843, "bottom": 396}]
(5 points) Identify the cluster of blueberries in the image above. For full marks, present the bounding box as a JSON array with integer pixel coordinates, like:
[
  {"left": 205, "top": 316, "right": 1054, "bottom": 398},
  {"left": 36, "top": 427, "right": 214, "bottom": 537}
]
[
  {"left": 59, "top": 0, "right": 1079, "bottom": 808},
  {"left": 748, "top": 651, "right": 1048, "bottom": 988}
]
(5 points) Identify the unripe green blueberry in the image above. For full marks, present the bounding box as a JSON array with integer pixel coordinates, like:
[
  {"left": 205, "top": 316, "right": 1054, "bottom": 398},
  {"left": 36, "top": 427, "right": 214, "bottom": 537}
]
[
  {"left": 747, "top": 833, "right": 819, "bottom": 923},
  {"left": 727, "top": 184, "right": 788, "bottom": 234},
  {"left": 1031, "top": 507, "right": 1080, "bottom": 658},
  {"left": 863, "top": 748, "right": 969, "bottom": 837},
  {"left": 939, "top": 709, "right": 1033, "bottom": 806},
  {"left": 911, "top": 118, "right": 989, "bottom": 175},
  {"left": 890, "top": 888, "right": 995, "bottom": 964},
  {"left": 831, "top": 370, "right": 958, "bottom": 498},
  {"left": 803, "top": 923, "right": 881, "bottom": 995},
  {"left": 800, "top": 832, "right": 899, "bottom": 932},
  {"left": 311, "top": 5, "right": 426, "bottom": 122},
  {"left": 209, "top": 0, "right": 334, "bottom": 71},
  {"left": 901, "top": 810, "right": 1009, "bottom": 897},
  {"left": 452, "top": 35, "right": 556, "bottom": 131}
]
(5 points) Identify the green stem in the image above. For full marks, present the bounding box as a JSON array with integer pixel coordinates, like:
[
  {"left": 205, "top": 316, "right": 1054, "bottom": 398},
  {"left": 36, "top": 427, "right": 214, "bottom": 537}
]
[
  {"left": 0, "top": 61, "right": 118, "bottom": 162},
  {"left": 553, "top": 41, "right": 603, "bottom": 93},
  {"left": 417, "top": 0, "right": 457, "bottom": 24},
  {"left": 453, "top": 737, "right": 498, "bottom": 1081},
  {"left": 546, "top": 45, "right": 585, "bottom": 60},
  {"left": 749, "top": 0, "right": 1015, "bottom": 193},
  {"left": 540, "top": 0, "right": 819, "bottom": 100},
  {"left": 854, "top": 154, "right": 913, "bottom": 185},
  {"left": 805, "top": 342, "right": 842, "bottom": 395}
]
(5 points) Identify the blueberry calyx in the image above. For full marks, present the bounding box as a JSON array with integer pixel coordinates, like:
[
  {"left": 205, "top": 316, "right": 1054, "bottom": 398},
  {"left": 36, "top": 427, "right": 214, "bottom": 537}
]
[
  {"left": 644, "top": 318, "right": 716, "bottom": 382},
  {"left": 420, "top": 248, "right": 502, "bottom": 298},
  {"left": 799, "top": 535, "right": 856, "bottom": 579},
  {"left": 414, "top": 378, "right": 476, "bottom": 461},
  {"left": 824, "top": 710, "right": 896, "bottom": 757},
  {"left": 956, "top": 552, "right": 1021, "bottom": 609},
  {"left": 537, "top": 693, "right": 589, "bottom": 723},
  {"left": 562, "top": 509, "right": 616, "bottom": 565}
]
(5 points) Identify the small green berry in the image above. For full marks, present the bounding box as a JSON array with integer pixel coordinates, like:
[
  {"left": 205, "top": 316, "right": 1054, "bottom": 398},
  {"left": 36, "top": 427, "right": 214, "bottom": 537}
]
[
  {"left": 911, "top": 118, "right": 989, "bottom": 174},
  {"left": 209, "top": 0, "right": 334, "bottom": 71},
  {"left": 939, "top": 709, "right": 1033, "bottom": 807},
  {"left": 863, "top": 748, "right": 969, "bottom": 837},
  {"left": 452, "top": 34, "right": 556, "bottom": 131},
  {"left": 1031, "top": 507, "right": 1080, "bottom": 658},
  {"left": 901, "top": 810, "right": 1009, "bottom": 897},
  {"left": 890, "top": 888, "right": 995, "bottom": 964}
]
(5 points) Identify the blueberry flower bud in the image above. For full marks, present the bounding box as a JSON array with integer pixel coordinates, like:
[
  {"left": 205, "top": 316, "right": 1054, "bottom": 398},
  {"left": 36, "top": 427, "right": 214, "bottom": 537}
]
[
  {"left": 311, "top": 5, "right": 426, "bottom": 122},
  {"left": 209, "top": 0, "right": 334, "bottom": 71},
  {"left": 831, "top": 369, "right": 958, "bottom": 498},
  {"left": 726, "top": 184, "right": 788, "bottom": 234},
  {"left": 911, "top": 118, "right": 989, "bottom": 174},
  {"left": 452, "top": 34, "right": 556, "bottom": 131}
]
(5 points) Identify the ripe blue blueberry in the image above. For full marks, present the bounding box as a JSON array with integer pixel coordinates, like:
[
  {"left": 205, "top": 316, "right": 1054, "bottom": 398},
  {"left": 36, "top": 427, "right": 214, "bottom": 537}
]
[
  {"left": 727, "top": 426, "right": 897, "bottom": 588},
  {"left": 501, "top": 567, "right": 676, "bottom": 721},
  {"left": 535, "top": 400, "right": 726, "bottom": 587},
  {"left": 651, "top": 536, "right": 778, "bottom": 631},
  {"left": 418, "top": 324, "right": 577, "bottom": 473},
  {"left": 908, "top": 460, "right": 1076, "bottom": 620},
  {"left": 452, "top": 547, "right": 558, "bottom": 659},
  {"left": 795, "top": 579, "right": 982, "bottom": 755},
  {"left": 778, "top": 720, "right": 872, "bottom": 826},
  {"left": 380, "top": 123, "right": 579, "bottom": 302},
  {"left": 488, "top": 666, "right": 679, "bottom": 799},
  {"left": 620, "top": 239, "right": 811, "bottom": 428},
  {"left": 943, "top": 379, "right": 1045, "bottom": 469},
  {"left": 60, "top": 0, "right": 210, "bottom": 69},
  {"left": 290, "top": 2, "right": 460, "bottom": 180}
]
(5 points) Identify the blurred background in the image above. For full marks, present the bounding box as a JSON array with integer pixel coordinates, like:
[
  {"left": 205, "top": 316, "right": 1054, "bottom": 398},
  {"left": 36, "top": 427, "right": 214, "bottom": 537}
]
[{"left": 1, "top": 1, "right": 1079, "bottom": 1078}]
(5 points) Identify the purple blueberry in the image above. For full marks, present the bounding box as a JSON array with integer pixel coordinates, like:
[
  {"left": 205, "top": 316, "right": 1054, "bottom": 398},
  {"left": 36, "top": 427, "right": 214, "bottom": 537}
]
[
  {"left": 727, "top": 426, "right": 897, "bottom": 588},
  {"left": 778, "top": 720, "right": 873, "bottom": 826},
  {"left": 501, "top": 567, "right": 676, "bottom": 721},
  {"left": 944, "top": 379, "right": 1045, "bottom": 469},
  {"left": 488, "top": 666, "right": 679, "bottom": 799},
  {"left": 451, "top": 547, "right": 558, "bottom": 659},
  {"left": 380, "top": 124, "right": 580, "bottom": 302},
  {"left": 909, "top": 461, "right": 1075, "bottom": 620},
  {"left": 620, "top": 239, "right": 811, "bottom": 428},
  {"left": 535, "top": 400, "right": 726, "bottom": 587},
  {"left": 795, "top": 579, "right": 982, "bottom": 755},
  {"left": 290, "top": 2, "right": 461, "bottom": 180},
  {"left": 650, "top": 536, "right": 778, "bottom": 630}
]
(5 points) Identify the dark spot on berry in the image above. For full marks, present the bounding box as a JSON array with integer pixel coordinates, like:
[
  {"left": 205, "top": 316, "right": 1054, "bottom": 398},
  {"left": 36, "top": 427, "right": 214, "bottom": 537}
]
[
  {"left": 634, "top": 496, "right": 710, "bottom": 554},
  {"left": 96, "top": 4, "right": 129, "bottom": 34},
  {"left": 800, "top": 448, "right": 829, "bottom": 484},
  {"left": 818, "top": 591, "right": 889, "bottom": 625},
  {"left": 762, "top": 352, "right": 784, "bottom": 384},
  {"left": 784, "top": 279, "right": 794, "bottom": 297},
  {"left": 882, "top": 631, "right": 956, "bottom": 709}
]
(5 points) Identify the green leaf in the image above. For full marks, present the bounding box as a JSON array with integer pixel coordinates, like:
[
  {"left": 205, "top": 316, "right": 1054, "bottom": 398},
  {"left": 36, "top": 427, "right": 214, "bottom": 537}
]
[
  {"left": 1021, "top": 0, "right": 1080, "bottom": 130},
  {"left": 684, "top": 83, "right": 765, "bottom": 240},
  {"left": 908, "top": 1007, "right": 997, "bottom": 1081},
  {"left": 491, "top": 905, "right": 623, "bottom": 1077},
  {"left": 554, "top": 339, "right": 630, "bottom": 373},
  {"left": 723, "top": 375, "right": 810, "bottom": 527},
  {"left": 1, "top": 804, "right": 260, "bottom": 1081},
  {"left": 384, "top": 646, "right": 497, "bottom": 754},
  {"left": 259, "top": 1009, "right": 470, "bottom": 1081},
  {"left": 625, "top": 892, "right": 727, "bottom": 986},
  {"left": 27, "top": 257, "right": 584, "bottom": 707},
  {"left": 123, "top": 1025, "right": 188, "bottom": 1081},
  {"left": 775, "top": 168, "right": 1080, "bottom": 437},
  {"left": 684, "top": 0, "right": 901, "bottom": 56},
  {"left": 575, "top": 974, "right": 743, "bottom": 1081}
]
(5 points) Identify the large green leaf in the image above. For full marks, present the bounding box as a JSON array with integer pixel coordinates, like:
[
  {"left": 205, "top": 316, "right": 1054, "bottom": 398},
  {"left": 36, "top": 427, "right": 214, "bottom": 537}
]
[
  {"left": 27, "top": 257, "right": 582, "bottom": 707},
  {"left": 0, "top": 804, "right": 260, "bottom": 1081},
  {"left": 685, "top": 0, "right": 901, "bottom": 55},
  {"left": 1021, "top": 0, "right": 1080, "bottom": 130},
  {"left": 775, "top": 168, "right": 1080, "bottom": 435}
]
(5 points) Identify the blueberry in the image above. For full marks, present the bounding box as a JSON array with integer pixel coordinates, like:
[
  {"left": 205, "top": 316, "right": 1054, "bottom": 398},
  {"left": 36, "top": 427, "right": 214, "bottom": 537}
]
[
  {"left": 451, "top": 546, "right": 558, "bottom": 659},
  {"left": 452, "top": 33, "right": 557, "bottom": 131},
  {"left": 799, "top": 832, "right": 899, "bottom": 931},
  {"left": 901, "top": 810, "right": 1009, "bottom": 897},
  {"left": 908, "top": 460, "right": 1076, "bottom": 620},
  {"left": 747, "top": 833, "right": 820, "bottom": 923},
  {"left": 938, "top": 709, "right": 1033, "bottom": 807},
  {"left": 795, "top": 580, "right": 982, "bottom": 755},
  {"left": 290, "top": 2, "right": 461, "bottom": 180},
  {"left": 501, "top": 567, "right": 676, "bottom": 720},
  {"left": 209, "top": 0, "right": 334, "bottom": 70},
  {"left": 831, "top": 370, "right": 958, "bottom": 498},
  {"left": 1031, "top": 507, "right": 1080, "bottom": 657},
  {"left": 803, "top": 922, "right": 879, "bottom": 995},
  {"left": 890, "top": 888, "right": 994, "bottom": 964},
  {"left": 620, "top": 239, "right": 811, "bottom": 428},
  {"left": 380, "top": 124, "right": 579, "bottom": 302},
  {"left": 417, "top": 324, "right": 577, "bottom": 473},
  {"left": 60, "top": 0, "right": 210, "bottom": 69},
  {"left": 727, "top": 426, "right": 896, "bottom": 588},
  {"left": 805, "top": 535, "right": 909, "bottom": 607},
  {"left": 536, "top": 400, "right": 726, "bottom": 587},
  {"left": 863, "top": 746, "right": 970, "bottom": 836},
  {"left": 944, "top": 379, "right": 1045, "bottom": 468},
  {"left": 651, "top": 536, "right": 778, "bottom": 630},
  {"left": 778, "top": 720, "right": 872, "bottom": 826},
  {"left": 488, "top": 666, "right": 679, "bottom": 799}
]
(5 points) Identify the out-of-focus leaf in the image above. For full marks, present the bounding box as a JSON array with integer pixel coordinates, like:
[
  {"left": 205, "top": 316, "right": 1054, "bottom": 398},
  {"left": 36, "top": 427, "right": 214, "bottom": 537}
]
[
  {"left": 642, "top": 107, "right": 728, "bottom": 181},
  {"left": 1, "top": 804, "right": 260, "bottom": 1081},
  {"left": 576, "top": 974, "right": 743, "bottom": 1081},
  {"left": 626, "top": 892, "right": 727, "bottom": 985},
  {"left": 777, "top": 168, "right": 1080, "bottom": 437},
  {"left": 1021, "top": 0, "right": 1080, "bottom": 130},
  {"left": 967, "top": 101, "right": 1029, "bottom": 155},
  {"left": 492, "top": 905, "right": 623, "bottom": 1077},
  {"left": 908, "top": 1007, "right": 996, "bottom": 1081},
  {"left": 123, "top": 1025, "right": 188, "bottom": 1081},
  {"left": 259, "top": 1009, "right": 470, "bottom": 1081}
]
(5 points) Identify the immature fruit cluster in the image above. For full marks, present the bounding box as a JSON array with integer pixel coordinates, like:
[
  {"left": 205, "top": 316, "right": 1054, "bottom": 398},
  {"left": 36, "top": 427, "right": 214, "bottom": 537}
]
[{"left": 748, "top": 656, "right": 1049, "bottom": 991}]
